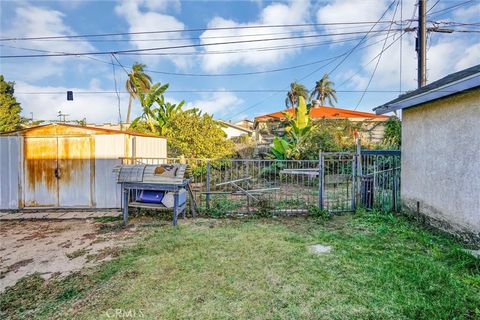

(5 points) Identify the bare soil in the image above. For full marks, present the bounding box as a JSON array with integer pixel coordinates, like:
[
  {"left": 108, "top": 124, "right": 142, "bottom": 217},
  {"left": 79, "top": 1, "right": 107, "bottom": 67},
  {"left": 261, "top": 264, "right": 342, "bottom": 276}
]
[{"left": 0, "top": 219, "right": 136, "bottom": 292}]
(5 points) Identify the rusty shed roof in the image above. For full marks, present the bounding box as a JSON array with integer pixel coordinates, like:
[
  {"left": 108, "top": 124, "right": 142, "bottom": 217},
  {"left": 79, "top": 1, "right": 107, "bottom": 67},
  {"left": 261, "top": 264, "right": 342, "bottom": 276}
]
[{"left": 0, "top": 123, "right": 166, "bottom": 138}]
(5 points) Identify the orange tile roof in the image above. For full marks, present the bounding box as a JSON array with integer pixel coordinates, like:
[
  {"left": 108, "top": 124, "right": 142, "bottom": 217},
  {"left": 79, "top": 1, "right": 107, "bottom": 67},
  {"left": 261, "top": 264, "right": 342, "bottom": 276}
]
[{"left": 255, "top": 106, "right": 388, "bottom": 121}]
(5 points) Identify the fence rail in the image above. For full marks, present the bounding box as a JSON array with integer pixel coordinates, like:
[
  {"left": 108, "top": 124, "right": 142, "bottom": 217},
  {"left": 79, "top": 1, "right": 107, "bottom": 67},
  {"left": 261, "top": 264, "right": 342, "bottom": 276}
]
[{"left": 121, "top": 149, "right": 400, "bottom": 215}]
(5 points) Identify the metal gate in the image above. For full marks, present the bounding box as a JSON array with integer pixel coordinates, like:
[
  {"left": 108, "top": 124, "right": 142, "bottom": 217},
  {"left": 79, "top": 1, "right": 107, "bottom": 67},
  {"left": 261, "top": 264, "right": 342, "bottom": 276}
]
[
  {"left": 319, "top": 152, "right": 356, "bottom": 212},
  {"left": 124, "top": 148, "right": 401, "bottom": 215},
  {"left": 24, "top": 136, "right": 93, "bottom": 207},
  {"left": 319, "top": 149, "right": 401, "bottom": 212}
]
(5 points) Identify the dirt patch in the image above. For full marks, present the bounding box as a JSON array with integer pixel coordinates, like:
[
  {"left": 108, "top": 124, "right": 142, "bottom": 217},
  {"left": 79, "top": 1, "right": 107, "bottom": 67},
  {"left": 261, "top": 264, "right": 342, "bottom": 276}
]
[{"left": 0, "top": 219, "right": 137, "bottom": 292}]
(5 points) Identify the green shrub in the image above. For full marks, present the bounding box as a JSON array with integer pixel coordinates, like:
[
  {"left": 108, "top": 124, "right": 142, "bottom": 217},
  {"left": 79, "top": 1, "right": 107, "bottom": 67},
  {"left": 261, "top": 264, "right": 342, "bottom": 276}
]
[{"left": 308, "top": 206, "right": 331, "bottom": 219}]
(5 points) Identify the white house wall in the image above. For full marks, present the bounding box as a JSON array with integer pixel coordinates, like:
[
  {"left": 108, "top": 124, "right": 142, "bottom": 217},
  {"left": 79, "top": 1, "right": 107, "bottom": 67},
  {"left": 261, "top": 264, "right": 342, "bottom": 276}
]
[
  {"left": 401, "top": 89, "right": 480, "bottom": 242},
  {"left": 221, "top": 126, "right": 249, "bottom": 139},
  {"left": 0, "top": 136, "right": 21, "bottom": 210}
]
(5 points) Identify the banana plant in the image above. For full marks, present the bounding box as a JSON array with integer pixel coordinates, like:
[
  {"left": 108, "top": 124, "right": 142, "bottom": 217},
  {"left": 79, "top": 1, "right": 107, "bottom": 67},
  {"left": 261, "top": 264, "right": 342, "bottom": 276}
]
[
  {"left": 270, "top": 96, "right": 315, "bottom": 160},
  {"left": 130, "top": 82, "right": 169, "bottom": 133},
  {"left": 271, "top": 136, "right": 291, "bottom": 160}
]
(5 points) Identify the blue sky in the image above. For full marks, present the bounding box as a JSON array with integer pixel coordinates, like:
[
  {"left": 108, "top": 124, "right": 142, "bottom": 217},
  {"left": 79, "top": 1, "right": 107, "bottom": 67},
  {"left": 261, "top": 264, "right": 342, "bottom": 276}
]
[{"left": 0, "top": 0, "right": 478, "bottom": 124}]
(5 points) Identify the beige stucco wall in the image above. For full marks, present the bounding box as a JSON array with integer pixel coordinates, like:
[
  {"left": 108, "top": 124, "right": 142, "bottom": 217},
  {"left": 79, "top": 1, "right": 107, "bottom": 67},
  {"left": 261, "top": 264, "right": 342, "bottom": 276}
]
[{"left": 401, "top": 89, "right": 480, "bottom": 243}]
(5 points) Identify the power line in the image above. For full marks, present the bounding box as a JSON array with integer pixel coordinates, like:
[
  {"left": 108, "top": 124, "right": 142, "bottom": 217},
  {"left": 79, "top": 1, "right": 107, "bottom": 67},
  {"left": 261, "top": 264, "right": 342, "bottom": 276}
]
[
  {"left": 338, "top": 0, "right": 418, "bottom": 95},
  {"left": 0, "top": 34, "right": 398, "bottom": 78},
  {"left": 426, "top": 0, "right": 440, "bottom": 14},
  {"left": 0, "top": 33, "right": 384, "bottom": 58},
  {"left": 229, "top": 1, "right": 399, "bottom": 119},
  {"left": 429, "top": 0, "right": 475, "bottom": 15},
  {"left": 0, "top": 29, "right": 403, "bottom": 58},
  {"left": 110, "top": 54, "right": 122, "bottom": 124},
  {"left": 14, "top": 89, "right": 462, "bottom": 95},
  {"left": 8, "top": 25, "right": 398, "bottom": 43},
  {"left": 110, "top": 53, "right": 130, "bottom": 76},
  {"left": 336, "top": 29, "right": 408, "bottom": 90},
  {"left": 119, "top": 34, "right": 390, "bottom": 56},
  {"left": 0, "top": 21, "right": 405, "bottom": 41},
  {"left": 355, "top": 0, "right": 401, "bottom": 110}
]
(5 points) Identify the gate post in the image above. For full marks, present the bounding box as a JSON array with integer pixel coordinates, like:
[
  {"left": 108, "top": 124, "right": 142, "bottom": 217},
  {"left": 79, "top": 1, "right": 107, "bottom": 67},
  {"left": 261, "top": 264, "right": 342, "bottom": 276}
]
[
  {"left": 206, "top": 160, "right": 211, "bottom": 210},
  {"left": 352, "top": 154, "right": 356, "bottom": 210},
  {"left": 355, "top": 138, "right": 362, "bottom": 209},
  {"left": 318, "top": 150, "right": 324, "bottom": 210}
]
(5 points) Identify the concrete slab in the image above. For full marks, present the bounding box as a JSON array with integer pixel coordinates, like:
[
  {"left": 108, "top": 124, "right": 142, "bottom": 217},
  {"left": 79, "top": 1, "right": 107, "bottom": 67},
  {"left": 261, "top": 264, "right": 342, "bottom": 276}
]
[
  {"left": 0, "top": 210, "right": 120, "bottom": 221},
  {"left": 463, "top": 249, "right": 480, "bottom": 259},
  {"left": 309, "top": 244, "right": 332, "bottom": 254},
  {"left": 0, "top": 213, "right": 23, "bottom": 220}
]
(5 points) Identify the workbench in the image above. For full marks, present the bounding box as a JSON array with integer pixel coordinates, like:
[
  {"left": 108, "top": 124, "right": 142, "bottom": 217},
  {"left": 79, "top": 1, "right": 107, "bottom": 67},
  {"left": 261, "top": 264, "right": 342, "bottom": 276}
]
[{"left": 120, "top": 179, "right": 190, "bottom": 226}]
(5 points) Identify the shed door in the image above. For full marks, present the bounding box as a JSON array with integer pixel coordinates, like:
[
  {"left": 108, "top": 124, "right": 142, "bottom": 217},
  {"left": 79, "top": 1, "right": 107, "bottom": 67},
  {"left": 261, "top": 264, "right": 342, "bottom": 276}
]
[
  {"left": 24, "top": 137, "right": 59, "bottom": 207},
  {"left": 57, "top": 137, "right": 92, "bottom": 207},
  {"left": 24, "top": 136, "right": 93, "bottom": 207}
]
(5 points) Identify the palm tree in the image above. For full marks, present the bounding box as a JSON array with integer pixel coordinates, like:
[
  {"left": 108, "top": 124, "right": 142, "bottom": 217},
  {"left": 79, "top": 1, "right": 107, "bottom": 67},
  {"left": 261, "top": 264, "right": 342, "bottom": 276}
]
[
  {"left": 125, "top": 63, "right": 152, "bottom": 124},
  {"left": 285, "top": 82, "right": 308, "bottom": 109},
  {"left": 310, "top": 73, "right": 337, "bottom": 106}
]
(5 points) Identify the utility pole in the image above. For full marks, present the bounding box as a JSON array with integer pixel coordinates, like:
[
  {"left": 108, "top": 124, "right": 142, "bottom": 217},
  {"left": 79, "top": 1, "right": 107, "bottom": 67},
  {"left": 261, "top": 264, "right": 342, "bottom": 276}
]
[{"left": 417, "top": 0, "right": 427, "bottom": 88}]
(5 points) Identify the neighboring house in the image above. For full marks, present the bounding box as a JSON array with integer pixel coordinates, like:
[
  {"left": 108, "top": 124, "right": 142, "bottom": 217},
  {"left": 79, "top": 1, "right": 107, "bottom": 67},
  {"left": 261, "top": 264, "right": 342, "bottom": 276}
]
[
  {"left": 234, "top": 119, "right": 254, "bottom": 130},
  {"left": 254, "top": 104, "right": 389, "bottom": 144},
  {"left": 218, "top": 120, "right": 254, "bottom": 139},
  {"left": 374, "top": 64, "right": 480, "bottom": 243},
  {"left": 0, "top": 123, "right": 167, "bottom": 210}
]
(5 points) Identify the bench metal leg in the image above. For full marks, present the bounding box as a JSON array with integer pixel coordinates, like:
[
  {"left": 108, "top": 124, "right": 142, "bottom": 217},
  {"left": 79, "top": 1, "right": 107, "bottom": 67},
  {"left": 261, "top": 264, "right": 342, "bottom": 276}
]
[
  {"left": 122, "top": 188, "right": 129, "bottom": 226},
  {"left": 173, "top": 191, "right": 179, "bottom": 226}
]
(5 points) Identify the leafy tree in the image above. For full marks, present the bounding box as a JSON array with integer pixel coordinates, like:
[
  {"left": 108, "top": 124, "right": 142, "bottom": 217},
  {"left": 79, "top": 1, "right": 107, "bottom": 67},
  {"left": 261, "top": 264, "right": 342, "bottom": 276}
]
[
  {"left": 151, "top": 97, "right": 187, "bottom": 136},
  {"left": 125, "top": 63, "right": 152, "bottom": 124},
  {"left": 0, "top": 75, "right": 23, "bottom": 132},
  {"left": 285, "top": 81, "right": 308, "bottom": 109},
  {"left": 382, "top": 116, "right": 401, "bottom": 148},
  {"left": 166, "top": 111, "right": 235, "bottom": 159},
  {"left": 310, "top": 73, "right": 337, "bottom": 106}
]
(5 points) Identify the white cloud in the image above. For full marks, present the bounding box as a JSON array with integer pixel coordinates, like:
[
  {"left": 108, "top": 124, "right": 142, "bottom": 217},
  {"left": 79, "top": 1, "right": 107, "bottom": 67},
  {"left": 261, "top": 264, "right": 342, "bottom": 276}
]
[
  {"left": 451, "top": 3, "right": 480, "bottom": 22},
  {"left": 0, "top": 5, "right": 101, "bottom": 81},
  {"left": 316, "top": 0, "right": 479, "bottom": 94},
  {"left": 455, "top": 43, "right": 480, "bottom": 70},
  {"left": 0, "top": 4, "right": 96, "bottom": 82},
  {"left": 114, "top": 0, "right": 194, "bottom": 69},
  {"left": 185, "top": 91, "right": 244, "bottom": 117},
  {"left": 142, "top": 0, "right": 181, "bottom": 12},
  {"left": 15, "top": 81, "right": 128, "bottom": 124},
  {"left": 199, "top": 0, "right": 313, "bottom": 72},
  {"left": 316, "top": 0, "right": 388, "bottom": 41},
  {"left": 5, "top": 6, "right": 93, "bottom": 54}
]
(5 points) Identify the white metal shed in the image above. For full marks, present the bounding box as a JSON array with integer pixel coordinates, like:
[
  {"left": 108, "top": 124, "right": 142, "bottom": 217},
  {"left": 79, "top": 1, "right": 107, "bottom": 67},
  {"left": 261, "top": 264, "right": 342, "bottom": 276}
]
[{"left": 0, "top": 123, "right": 167, "bottom": 210}]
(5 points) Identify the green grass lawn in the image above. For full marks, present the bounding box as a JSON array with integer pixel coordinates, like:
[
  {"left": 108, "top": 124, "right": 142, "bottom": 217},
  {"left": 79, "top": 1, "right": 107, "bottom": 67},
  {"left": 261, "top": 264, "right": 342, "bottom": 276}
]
[{"left": 1, "top": 210, "right": 479, "bottom": 319}]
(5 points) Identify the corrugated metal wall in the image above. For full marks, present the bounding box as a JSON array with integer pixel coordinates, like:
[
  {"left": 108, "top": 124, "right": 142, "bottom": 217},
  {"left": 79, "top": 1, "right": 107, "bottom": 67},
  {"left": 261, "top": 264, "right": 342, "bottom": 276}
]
[
  {"left": 133, "top": 136, "right": 167, "bottom": 159},
  {"left": 0, "top": 136, "right": 21, "bottom": 209},
  {"left": 0, "top": 131, "right": 167, "bottom": 210},
  {"left": 94, "top": 134, "right": 125, "bottom": 208}
]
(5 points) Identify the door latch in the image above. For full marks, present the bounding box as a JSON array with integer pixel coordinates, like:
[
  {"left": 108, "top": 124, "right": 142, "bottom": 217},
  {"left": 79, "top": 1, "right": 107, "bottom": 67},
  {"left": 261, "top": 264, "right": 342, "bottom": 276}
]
[{"left": 55, "top": 167, "right": 61, "bottom": 179}]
